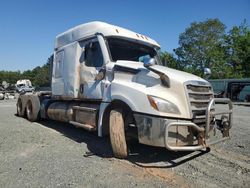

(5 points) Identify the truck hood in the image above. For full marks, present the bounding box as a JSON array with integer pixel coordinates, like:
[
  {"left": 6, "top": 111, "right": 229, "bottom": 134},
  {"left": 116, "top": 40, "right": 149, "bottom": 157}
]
[
  {"left": 113, "top": 60, "right": 210, "bottom": 119},
  {"left": 115, "top": 60, "right": 208, "bottom": 85}
]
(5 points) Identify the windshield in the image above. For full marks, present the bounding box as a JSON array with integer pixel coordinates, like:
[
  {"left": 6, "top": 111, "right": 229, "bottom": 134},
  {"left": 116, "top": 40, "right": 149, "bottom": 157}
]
[
  {"left": 106, "top": 37, "right": 162, "bottom": 65},
  {"left": 17, "top": 84, "right": 25, "bottom": 87}
]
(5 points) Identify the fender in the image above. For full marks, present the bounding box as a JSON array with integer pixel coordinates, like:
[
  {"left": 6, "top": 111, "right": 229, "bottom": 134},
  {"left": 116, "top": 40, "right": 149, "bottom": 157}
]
[
  {"left": 97, "top": 102, "right": 109, "bottom": 137},
  {"left": 97, "top": 96, "right": 136, "bottom": 137}
]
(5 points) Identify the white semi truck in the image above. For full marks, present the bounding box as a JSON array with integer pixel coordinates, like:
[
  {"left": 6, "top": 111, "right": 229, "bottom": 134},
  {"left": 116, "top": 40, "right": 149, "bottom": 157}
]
[{"left": 17, "top": 22, "right": 233, "bottom": 158}]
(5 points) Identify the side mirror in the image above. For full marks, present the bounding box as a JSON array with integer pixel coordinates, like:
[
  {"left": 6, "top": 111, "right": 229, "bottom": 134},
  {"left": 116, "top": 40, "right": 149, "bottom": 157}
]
[
  {"left": 204, "top": 68, "right": 211, "bottom": 79},
  {"left": 143, "top": 57, "right": 156, "bottom": 68}
]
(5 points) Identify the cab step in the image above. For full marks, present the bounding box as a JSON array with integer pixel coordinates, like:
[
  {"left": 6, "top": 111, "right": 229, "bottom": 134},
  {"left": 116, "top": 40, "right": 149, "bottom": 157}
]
[
  {"left": 71, "top": 105, "right": 98, "bottom": 131},
  {"left": 72, "top": 106, "right": 97, "bottom": 112},
  {"left": 69, "top": 121, "right": 96, "bottom": 131}
]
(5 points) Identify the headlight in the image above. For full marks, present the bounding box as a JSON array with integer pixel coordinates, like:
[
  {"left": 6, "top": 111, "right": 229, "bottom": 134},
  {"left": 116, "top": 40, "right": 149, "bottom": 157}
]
[{"left": 147, "top": 95, "right": 180, "bottom": 114}]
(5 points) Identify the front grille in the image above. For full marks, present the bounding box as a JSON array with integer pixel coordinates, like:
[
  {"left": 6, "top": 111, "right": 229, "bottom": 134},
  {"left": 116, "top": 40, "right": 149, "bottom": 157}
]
[{"left": 186, "top": 82, "right": 214, "bottom": 125}]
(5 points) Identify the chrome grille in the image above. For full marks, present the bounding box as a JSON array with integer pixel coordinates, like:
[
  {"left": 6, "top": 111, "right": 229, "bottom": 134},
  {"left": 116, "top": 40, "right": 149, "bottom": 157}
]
[{"left": 186, "top": 82, "right": 214, "bottom": 125}]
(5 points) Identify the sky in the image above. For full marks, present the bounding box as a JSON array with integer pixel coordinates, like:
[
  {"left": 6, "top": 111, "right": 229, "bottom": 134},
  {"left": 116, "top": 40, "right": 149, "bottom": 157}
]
[{"left": 0, "top": 0, "right": 249, "bottom": 71}]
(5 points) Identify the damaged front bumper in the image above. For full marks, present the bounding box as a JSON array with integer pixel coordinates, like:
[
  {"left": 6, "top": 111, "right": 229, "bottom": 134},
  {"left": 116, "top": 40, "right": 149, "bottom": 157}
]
[{"left": 134, "top": 98, "right": 233, "bottom": 151}]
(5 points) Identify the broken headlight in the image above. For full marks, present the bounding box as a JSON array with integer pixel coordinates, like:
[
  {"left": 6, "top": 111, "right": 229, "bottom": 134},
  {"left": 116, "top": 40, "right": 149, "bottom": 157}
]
[{"left": 147, "top": 95, "right": 180, "bottom": 114}]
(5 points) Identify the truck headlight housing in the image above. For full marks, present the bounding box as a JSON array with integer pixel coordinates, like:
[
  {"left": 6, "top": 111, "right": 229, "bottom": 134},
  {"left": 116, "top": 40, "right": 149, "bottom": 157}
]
[{"left": 147, "top": 95, "right": 180, "bottom": 114}]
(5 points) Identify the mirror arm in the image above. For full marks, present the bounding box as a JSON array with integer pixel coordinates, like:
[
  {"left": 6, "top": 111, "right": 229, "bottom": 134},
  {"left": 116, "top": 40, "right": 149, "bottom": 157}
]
[
  {"left": 95, "top": 68, "right": 106, "bottom": 81},
  {"left": 147, "top": 66, "right": 170, "bottom": 88}
]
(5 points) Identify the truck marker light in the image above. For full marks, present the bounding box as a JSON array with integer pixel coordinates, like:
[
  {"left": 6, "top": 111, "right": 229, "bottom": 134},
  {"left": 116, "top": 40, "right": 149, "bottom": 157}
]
[
  {"left": 147, "top": 95, "right": 180, "bottom": 114},
  {"left": 147, "top": 95, "right": 159, "bottom": 111}
]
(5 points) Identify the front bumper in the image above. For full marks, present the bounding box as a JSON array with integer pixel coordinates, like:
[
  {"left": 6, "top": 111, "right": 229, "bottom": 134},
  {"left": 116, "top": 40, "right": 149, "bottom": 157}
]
[{"left": 134, "top": 98, "right": 233, "bottom": 151}]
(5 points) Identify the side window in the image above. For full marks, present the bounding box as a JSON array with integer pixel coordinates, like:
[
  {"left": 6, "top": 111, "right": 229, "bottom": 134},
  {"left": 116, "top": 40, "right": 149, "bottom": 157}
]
[
  {"left": 55, "top": 50, "right": 64, "bottom": 78},
  {"left": 85, "top": 42, "right": 103, "bottom": 67}
]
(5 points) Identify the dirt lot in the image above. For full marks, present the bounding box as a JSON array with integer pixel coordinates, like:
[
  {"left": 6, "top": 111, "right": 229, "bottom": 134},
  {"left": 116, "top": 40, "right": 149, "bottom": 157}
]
[{"left": 0, "top": 99, "right": 249, "bottom": 188}]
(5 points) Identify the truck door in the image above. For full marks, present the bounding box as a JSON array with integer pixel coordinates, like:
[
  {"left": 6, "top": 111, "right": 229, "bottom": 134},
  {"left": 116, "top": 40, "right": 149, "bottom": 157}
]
[
  {"left": 52, "top": 50, "right": 64, "bottom": 96},
  {"left": 79, "top": 38, "right": 104, "bottom": 99}
]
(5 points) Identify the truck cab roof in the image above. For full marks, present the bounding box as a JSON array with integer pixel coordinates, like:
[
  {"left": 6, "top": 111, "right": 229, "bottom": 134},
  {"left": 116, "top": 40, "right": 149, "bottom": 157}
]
[{"left": 55, "top": 21, "right": 160, "bottom": 49}]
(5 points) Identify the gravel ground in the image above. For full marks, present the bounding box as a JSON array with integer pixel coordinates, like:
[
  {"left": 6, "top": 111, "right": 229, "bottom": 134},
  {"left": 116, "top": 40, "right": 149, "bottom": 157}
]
[{"left": 0, "top": 99, "right": 249, "bottom": 188}]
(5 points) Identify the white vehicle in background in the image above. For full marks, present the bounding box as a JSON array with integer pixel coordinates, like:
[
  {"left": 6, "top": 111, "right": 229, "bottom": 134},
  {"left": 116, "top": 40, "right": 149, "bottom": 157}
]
[
  {"left": 16, "top": 22, "right": 233, "bottom": 158},
  {"left": 16, "top": 79, "right": 32, "bottom": 87},
  {"left": 16, "top": 79, "right": 34, "bottom": 94}
]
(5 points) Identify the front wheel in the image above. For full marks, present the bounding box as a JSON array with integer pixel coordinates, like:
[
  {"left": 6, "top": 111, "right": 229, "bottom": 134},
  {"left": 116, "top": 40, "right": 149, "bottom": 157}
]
[{"left": 109, "top": 109, "right": 128, "bottom": 159}]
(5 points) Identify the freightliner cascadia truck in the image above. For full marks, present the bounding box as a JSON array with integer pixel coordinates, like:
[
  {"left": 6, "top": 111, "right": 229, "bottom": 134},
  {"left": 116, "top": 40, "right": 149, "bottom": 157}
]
[{"left": 17, "top": 21, "right": 233, "bottom": 158}]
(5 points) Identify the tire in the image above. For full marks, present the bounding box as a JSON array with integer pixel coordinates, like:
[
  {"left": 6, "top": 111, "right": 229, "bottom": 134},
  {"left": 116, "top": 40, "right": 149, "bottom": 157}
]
[
  {"left": 17, "top": 97, "right": 26, "bottom": 117},
  {"left": 26, "top": 95, "right": 40, "bottom": 122},
  {"left": 109, "top": 109, "right": 128, "bottom": 158}
]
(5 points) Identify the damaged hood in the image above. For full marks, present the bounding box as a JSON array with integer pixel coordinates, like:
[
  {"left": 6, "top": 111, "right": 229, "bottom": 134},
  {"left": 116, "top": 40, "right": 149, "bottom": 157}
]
[
  {"left": 115, "top": 60, "right": 145, "bottom": 70},
  {"left": 112, "top": 60, "right": 211, "bottom": 118},
  {"left": 115, "top": 60, "right": 208, "bottom": 85},
  {"left": 150, "top": 65, "right": 208, "bottom": 84}
]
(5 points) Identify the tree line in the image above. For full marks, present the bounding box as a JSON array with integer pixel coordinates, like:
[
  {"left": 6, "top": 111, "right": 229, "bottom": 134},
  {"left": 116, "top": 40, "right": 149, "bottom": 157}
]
[
  {"left": 0, "top": 55, "right": 53, "bottom": 87},
  {"left": 162, "top": 19, "right": 250, "bottom": 79},
  {"left": 0, "top": 18, "right": 249, "bottom": 87}
]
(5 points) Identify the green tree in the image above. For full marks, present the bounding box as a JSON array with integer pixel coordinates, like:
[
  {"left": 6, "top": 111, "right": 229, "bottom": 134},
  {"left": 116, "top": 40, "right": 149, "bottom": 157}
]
[
  {"left": 160, "top": 51, "right": 184, "bottom": 70},
  {"left": 0, "top": 71, "right": 21, "bottom": 84},
  {"left": 32, "top": 55, "right": 53, "bottom": 87},
  {"left": 174, "top": 18, "right": 227, "bottom": 78},
  {"left": 0, "top": 54, "right": 53, "bottom": 87},
  {"left": 225, "top": 20, "right": 250, "bottom": 78}
]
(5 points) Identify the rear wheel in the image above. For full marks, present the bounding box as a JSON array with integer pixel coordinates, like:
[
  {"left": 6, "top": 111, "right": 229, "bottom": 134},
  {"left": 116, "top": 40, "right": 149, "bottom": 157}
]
[
  {"left": 109, "top": 109, "right": 128, "bottom": 159},
  {"left": 26, "top": 95, "right": 40, "bottom": 122},
  {"left": 17, "top": 98, "right": 26, "bottom": 117}
]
